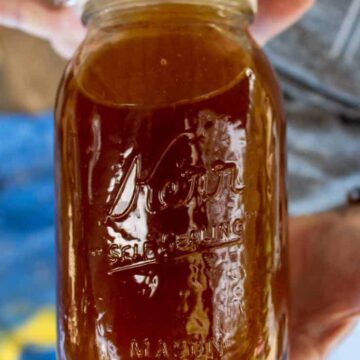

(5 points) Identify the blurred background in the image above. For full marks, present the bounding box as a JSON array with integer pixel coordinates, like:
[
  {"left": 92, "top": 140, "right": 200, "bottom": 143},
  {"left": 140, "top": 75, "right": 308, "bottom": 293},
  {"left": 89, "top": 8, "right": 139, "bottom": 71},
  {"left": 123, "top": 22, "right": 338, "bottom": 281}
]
[{"left": 0, "top": 0, "right": 359, "bottom": 359}]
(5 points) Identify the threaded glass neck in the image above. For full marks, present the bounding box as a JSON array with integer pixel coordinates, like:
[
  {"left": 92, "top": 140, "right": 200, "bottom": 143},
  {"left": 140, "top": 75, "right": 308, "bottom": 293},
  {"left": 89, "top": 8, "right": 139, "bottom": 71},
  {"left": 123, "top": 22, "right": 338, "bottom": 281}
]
[{"left": 82, "top": 0, "right": 257, "bottom": 25}]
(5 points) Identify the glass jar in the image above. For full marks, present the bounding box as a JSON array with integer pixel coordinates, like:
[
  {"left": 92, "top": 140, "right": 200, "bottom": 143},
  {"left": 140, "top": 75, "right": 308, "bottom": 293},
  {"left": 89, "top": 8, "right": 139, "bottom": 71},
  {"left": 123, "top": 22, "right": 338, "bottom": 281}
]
[{"left": 55, "top": 1, "right": 289, "bottom": 359}]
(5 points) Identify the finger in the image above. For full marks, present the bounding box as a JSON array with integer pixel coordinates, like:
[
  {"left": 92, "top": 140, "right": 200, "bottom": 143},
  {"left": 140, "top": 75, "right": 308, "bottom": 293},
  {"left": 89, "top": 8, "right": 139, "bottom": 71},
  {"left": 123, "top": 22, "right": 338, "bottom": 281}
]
[
  {"left": 289, "top": 210, "right": 360, "bottom": 359},
  {"left": 0, "top": 0, "right": 85, "bottom": 57},
  {"left": 291, "top": 318, "right": 358, "bottom": 360},
  {"left": 251, "top": 0, "right": 315, "bottom": 45}
]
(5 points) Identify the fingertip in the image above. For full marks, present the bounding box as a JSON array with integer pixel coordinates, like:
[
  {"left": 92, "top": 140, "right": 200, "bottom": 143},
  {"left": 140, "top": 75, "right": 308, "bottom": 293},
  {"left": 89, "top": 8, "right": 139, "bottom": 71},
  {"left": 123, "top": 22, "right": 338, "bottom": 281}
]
[{"left": 250, "top": 0, "right": 315, "bottom": 45}]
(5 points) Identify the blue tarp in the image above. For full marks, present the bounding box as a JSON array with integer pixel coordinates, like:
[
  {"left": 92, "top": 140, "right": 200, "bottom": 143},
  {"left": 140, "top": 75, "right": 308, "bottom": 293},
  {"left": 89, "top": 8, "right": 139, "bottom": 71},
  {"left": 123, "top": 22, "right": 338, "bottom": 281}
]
[{"left": 0, "top": 113, "right": 56, "bottom": 359}]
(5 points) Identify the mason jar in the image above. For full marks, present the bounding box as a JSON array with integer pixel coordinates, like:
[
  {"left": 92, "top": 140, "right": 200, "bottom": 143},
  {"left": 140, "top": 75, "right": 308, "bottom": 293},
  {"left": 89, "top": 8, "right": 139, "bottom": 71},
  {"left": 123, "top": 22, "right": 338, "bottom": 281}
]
[{"left": 55, "top": 0, "right": 289, "bottom": 358}]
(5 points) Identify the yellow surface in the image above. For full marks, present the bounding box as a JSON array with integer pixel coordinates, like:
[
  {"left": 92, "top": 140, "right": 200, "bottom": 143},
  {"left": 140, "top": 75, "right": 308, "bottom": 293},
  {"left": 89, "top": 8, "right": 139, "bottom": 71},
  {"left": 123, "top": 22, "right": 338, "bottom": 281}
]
[{"left": 0, "top": 308, "right": 56, "bottom": 360}]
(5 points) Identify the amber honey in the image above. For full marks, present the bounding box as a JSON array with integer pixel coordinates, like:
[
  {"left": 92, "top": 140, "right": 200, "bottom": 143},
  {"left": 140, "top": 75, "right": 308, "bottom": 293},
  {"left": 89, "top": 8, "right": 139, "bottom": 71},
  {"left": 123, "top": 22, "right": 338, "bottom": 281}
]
[{"left": 56, "top": 4, "right": 288, "bottom": 359}]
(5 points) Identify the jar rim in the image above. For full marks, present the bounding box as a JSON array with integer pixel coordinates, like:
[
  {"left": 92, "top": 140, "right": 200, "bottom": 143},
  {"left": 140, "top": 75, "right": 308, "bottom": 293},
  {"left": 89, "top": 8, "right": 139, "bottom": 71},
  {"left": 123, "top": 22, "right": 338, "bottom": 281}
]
[{"left": 82, "top": 0, "right": 257, "bottom": 25}]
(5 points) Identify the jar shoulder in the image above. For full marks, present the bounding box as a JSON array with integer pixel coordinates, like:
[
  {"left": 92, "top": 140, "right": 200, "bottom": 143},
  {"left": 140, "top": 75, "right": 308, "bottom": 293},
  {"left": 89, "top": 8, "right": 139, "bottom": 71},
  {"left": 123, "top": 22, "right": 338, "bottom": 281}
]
[{"left": 57, "top": 26, "right": 282, "bottom": 113}]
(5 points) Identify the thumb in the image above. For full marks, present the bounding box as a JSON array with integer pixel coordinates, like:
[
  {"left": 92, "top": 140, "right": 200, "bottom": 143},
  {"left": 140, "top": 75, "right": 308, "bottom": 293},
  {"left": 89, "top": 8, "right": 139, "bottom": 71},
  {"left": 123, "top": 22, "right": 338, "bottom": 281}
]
[
  {"left": 251, "top": 0, "right": 315, "bottom": 45},
  {"left": 0, "top": 0, "right": 85, "bottom": 57}
]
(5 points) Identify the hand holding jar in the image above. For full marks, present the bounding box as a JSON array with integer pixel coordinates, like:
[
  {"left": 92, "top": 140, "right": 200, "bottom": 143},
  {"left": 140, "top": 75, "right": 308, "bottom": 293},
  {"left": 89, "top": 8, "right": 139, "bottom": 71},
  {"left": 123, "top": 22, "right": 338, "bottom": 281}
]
[
  {"left": 0, "top": 0, "right": 313, "bottom": 56},
  {"left": 1, "top": 1, "right": 360, "bottom": 360}
]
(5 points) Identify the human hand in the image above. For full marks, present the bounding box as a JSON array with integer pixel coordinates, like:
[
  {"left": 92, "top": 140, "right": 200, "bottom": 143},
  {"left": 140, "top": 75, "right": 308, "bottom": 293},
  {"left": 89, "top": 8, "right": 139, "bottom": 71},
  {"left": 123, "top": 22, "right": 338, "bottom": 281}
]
[
  {"left": 0, "top": 0, "right": 314, "bottom": 57},
  {"left": 0, "top": 0, "right": 85, "bottom": 57},
  {"left": 290, "top": 207, "right": 360, "bottom": 359},
  {"left": 4, "top": 1, "right": 359, "bottom": 360}
]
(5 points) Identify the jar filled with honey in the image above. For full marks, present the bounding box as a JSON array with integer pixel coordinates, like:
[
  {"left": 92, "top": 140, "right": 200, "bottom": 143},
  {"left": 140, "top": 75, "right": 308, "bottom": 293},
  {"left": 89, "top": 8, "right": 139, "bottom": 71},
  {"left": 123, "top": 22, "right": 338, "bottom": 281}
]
[{"left": 55, "top": 0, "right": 289, "bottom": 358}]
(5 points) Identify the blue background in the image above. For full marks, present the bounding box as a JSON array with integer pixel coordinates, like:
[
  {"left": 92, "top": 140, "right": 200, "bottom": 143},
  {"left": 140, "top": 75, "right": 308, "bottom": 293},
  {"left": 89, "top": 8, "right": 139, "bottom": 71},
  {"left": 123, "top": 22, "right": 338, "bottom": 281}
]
[{"left": 0, "top": 113, "right": 56, "bottom": 359}]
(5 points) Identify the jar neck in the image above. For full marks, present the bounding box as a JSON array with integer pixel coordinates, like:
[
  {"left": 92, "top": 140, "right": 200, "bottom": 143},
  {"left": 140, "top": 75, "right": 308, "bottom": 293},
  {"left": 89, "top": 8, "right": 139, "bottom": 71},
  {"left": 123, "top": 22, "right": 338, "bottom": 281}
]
[{"left": 83, "top": 0, "right": 256, "bottom": 28}]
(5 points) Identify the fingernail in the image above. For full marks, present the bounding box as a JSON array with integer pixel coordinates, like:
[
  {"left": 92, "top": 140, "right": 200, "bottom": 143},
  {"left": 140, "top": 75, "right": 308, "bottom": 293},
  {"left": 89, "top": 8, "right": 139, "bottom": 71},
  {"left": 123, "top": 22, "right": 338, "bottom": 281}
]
[{"left": 51, "top": 0, "right": 78, "bottom": 7}]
